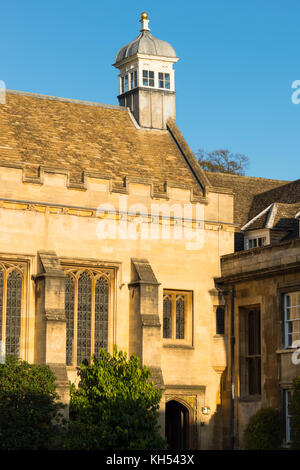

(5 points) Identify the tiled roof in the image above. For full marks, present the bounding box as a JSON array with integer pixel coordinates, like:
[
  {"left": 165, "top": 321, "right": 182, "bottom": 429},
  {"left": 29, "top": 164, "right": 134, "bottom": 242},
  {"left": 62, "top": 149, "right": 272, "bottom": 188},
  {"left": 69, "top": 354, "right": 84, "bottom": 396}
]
[
  {"left": 0, "top": 90, "right": 205, "bottom": 197},
  {"left": 272, "top": 203, "right": 300, "bottom": 232},
  {"left": 243, "top": 202, "right": 300, "bottom": 231},
  {"left": 248, "top": 180, "right": 300, "bottom": 220},
  {"left": 243, "top": 206, "right": 272, "bottom": 230},
  {"left": 204, "top": 171, "right": 289, "bottom": 226}
]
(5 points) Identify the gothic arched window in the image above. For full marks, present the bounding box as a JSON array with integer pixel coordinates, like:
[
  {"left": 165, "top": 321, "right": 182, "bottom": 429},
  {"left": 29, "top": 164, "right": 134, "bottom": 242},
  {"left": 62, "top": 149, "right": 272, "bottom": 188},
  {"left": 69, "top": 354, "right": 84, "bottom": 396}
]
[
  {"left": 64, "top": 269, "right": 111, "bottom": 366},
  {"left": 65, "top": 275, "right": 75, "bottom": 366},
  {"left": 163, "top": 295, "right": 172, "bottom": 339},
  {"left": 163, "top": 290, "right": 192, "bottom": 343},
  {"left": 0, "top": 264, "right": 24, "bottom": 358}
]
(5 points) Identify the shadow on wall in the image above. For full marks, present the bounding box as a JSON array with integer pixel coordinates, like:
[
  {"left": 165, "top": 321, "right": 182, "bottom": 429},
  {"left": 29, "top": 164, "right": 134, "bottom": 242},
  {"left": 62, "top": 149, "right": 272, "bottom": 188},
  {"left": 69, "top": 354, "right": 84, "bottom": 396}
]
[{"left": 163, "top": 381, "right": 227, "bottom": 451}]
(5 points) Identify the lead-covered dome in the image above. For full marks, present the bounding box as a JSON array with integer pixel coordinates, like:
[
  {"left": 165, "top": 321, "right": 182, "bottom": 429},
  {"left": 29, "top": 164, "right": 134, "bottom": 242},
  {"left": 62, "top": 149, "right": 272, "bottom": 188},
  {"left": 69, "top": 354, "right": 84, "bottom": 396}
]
[{"left": 115, "top": 13, "right": 176, "bottom": 63}]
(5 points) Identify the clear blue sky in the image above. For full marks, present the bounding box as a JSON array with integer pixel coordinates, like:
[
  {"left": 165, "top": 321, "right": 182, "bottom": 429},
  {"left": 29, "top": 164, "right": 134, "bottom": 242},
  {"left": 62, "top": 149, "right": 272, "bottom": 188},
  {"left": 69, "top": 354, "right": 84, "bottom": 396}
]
[{"left": 1, "top": 0, "right": 300, "bottom": 181}]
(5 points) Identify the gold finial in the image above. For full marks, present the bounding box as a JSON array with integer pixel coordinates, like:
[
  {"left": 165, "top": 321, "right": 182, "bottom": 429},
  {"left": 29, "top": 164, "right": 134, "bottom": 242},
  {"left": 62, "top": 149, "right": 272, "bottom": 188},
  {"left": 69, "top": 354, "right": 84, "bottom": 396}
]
[{"left": 140, "top": 12, "right": 150, "bottom": 31}]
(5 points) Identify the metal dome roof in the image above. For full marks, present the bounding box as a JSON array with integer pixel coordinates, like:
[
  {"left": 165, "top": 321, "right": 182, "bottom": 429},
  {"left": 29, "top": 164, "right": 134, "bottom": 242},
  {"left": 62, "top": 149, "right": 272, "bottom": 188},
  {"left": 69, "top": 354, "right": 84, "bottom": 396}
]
[{"left": 115, "top": 20, "right": 176, "bottom": 64}]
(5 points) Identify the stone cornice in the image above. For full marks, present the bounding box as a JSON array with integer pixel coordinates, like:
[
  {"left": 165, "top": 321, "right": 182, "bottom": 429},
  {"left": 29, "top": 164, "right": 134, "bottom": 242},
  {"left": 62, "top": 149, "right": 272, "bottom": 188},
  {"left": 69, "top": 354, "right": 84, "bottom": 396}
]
[{"left": 216, "top": 260, "right": 300, "bottom": 285}]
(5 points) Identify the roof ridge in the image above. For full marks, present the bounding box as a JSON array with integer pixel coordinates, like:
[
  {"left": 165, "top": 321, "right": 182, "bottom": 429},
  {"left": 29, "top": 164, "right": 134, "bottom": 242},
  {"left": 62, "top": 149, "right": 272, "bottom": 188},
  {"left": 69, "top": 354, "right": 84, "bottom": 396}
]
[
  {"left": 6, "top": 89, "right": 127, "bottom": 111},
  {"left": 204, "top": 170, "right": 289, "bottom": 184}
]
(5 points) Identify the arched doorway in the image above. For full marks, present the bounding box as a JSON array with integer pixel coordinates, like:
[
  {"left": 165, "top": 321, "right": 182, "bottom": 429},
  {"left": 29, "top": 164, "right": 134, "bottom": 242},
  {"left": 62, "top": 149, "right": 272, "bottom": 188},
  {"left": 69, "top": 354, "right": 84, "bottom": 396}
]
[{"left": 165, "top": 400, "right": 189, "bottom": 450}]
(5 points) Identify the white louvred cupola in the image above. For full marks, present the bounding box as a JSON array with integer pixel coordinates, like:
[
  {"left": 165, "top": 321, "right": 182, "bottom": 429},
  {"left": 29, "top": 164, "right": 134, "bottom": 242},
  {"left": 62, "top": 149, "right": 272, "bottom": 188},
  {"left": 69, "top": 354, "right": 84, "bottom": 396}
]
[{"left": 113, "top": 12, "right": 179, "bottom": 129}]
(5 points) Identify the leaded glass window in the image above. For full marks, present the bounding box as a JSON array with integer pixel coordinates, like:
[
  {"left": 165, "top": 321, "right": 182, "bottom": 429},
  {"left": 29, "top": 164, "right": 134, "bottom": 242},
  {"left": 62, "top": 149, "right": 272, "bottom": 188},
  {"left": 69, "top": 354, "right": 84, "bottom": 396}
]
[
  {"left": 64, "top": 268, "right": 111, "bottom": 366},
  {"left": 6, "top": 271, "right": 22, "bottom": 356},
  {"left": 0, "top": 266, "right": 24, "bottom": 358},
  {"left": 176, "top": 296, "right": 185, "bottom": 340},
  {"left": 94, "top": 277, "right": 109, "bottom": 356},
  {"left": 77, "top": 272, "right": 92, "bottom": 366},
  {"left": 163, "top": 290, "right": 192, "bottom": 342},
  {"left": 65, "top": 275, "right": 75, "bottom": 366},
  {"left": 163, "top": 295, "right": 172, "bottom": 339}
]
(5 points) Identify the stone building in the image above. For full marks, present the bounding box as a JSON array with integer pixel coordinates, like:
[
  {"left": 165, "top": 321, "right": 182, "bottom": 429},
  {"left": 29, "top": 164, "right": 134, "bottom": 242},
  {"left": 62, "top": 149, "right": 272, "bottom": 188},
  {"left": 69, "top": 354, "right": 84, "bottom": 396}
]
[
  {"left": 0, "top": 14, "right": 236, "bottom": 449},
  {"left": 214, "top": 173, "right": 300, "bottom": 448},
  {"left": 2, "top": 12, "right": 299, "bottom": 450}
]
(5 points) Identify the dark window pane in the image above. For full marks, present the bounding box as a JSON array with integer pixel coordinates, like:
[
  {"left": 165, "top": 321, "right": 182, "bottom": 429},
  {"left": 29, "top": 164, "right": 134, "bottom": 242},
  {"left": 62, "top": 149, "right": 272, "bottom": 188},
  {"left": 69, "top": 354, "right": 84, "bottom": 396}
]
[
  {"left": 6, "top": 271, "right": 22, "bottom": 357},
  {"left": 94, "top": 277, "right": 109, "bottom": 356},
  {"left": 143, "top": 70, "right": 148, "bottom": 77},
  {"left": 248, "top": 357, "right": 261, "bottom": 395},
  {"left": 149, "top": 71, "right": 154, "bottom": 78},
  {"left": 163, "top": 296, "right": 172, "bottom": 338},
  {"left": 65, "top": 275, "right": 75, "bottom": 366},
  {"left": 159, "top": 80, "right": 164, "bottom": 88},
  {"left": 247, "top": 308, "right": 261, "bottom": 395},
  {"left": 248, "top": 310, "right": 260, "bottom": 355},
  {"left": 158, "top": 72, "right": 163, "bottom": 79},
  {"left": 143, "top": 78, "right": 148, "bottom": 86},
  {"left": 77, "top": 272, "right": 92, "bottom": 365},
  {"left": 149, "top": 79, "right": 154, "bottom": 86},
  {"left": 216, "top": 307, "right": 225, "bottom": 334}
]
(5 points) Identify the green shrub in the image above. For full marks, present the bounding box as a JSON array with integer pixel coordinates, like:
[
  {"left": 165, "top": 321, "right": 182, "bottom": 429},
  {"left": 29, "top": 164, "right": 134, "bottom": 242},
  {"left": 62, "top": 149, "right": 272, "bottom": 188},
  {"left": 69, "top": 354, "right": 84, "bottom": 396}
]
[
  {"left": 243, "top": 407, "right": 281, "bottom": 450},
  {"left": 0, "top": 356, "right": 64, "bottom": 450},
  {"left": 65, "top": 347, "right": 165, "bottom": 450},
  {"left": 290, "top": 376, "right": 300, "bottom": 449}
]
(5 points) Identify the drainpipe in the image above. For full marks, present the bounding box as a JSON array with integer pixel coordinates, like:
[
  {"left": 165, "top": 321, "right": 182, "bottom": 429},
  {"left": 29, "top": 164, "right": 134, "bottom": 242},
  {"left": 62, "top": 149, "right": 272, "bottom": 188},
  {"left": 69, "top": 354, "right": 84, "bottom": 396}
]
[{"left": 230, "top": 285, "right": 235, "bottom": 450}]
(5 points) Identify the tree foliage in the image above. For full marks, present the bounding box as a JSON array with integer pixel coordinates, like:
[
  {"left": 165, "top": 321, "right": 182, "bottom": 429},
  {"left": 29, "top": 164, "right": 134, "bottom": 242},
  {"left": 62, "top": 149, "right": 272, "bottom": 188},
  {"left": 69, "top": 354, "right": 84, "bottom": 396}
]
[
  {"left": 0, "top": 356, "right": 63, "bottom": 450},
  {"left": 290, "top": 376, "right": 300, "bottom": 449},
  {"left": 65, "top": 347, "right": 165, "bottom": 450},
  {"left": 243, "top": 407, "right": 281, "bottom": 450},
  {"left": 196, "top": 149, "right": 249, "bottom": 175}
]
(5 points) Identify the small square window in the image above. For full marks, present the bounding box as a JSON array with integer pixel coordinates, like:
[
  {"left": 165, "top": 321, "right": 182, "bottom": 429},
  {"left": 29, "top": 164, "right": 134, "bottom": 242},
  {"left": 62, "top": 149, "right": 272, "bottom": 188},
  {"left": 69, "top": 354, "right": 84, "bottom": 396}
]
[
  {"left": 142, "top": 70, "right": 155, "bottom": 87},
  {"left": 158, "top": 72, "right": 170, "bottom": 90}
]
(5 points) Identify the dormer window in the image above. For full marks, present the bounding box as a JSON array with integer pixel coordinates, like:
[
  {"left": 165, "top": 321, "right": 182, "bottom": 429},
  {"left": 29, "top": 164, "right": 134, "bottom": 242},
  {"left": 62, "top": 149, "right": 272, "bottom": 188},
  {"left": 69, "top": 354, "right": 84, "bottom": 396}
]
[
  {"left": 249, "top": 237, "right": 266, "bottom": 249},
  {"left": 130, "top": 70, "right": 138, "bottom": 89},
  {"left": 158, "top": 72, "right": 170, "bottom": 90},
  {"left": 143, "top": 70, "right": 154, "bottom": 87}
]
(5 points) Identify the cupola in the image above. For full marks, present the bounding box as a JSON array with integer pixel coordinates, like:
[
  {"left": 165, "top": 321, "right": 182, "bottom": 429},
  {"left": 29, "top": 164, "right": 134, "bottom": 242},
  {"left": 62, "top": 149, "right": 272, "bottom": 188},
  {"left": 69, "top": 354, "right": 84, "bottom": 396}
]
[{"left": 113, "top": 13, "right": 179, "bottom": 129}]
